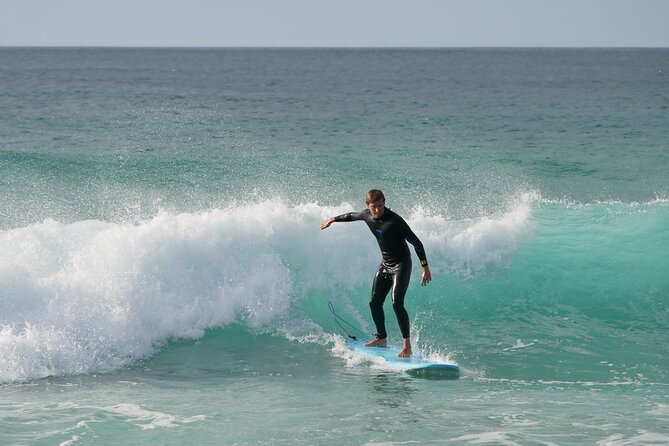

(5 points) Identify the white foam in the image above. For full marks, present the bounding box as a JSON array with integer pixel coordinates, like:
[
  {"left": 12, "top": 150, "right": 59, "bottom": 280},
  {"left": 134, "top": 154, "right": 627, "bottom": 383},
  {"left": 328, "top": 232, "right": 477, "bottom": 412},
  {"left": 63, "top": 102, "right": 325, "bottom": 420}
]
[
  {"left": 330, "top": 333, "right": 459, "bottom": 373},
  {"left": 1, "top": 198, "right": 531, "bottom": 382},
  {"left": 103, "top": 403, "right": 207, "bottom": 430},
  {"left": 410, "top": 192, "right": 535, "bottom": 277},
  {"left": 59, "top": 436, "right": 80, "bottom": 446},
  {"left": 503, "top": 339, "right": 537, "bottom": 351},
  {"left": 1, "top": 204, "right": 299, "bottom": 382},
  {"left": 450, "top": 430, "right": 525, "bottom": 445},
  {"left": 597, "top": 431, "right": 669, "bottom": 446}
]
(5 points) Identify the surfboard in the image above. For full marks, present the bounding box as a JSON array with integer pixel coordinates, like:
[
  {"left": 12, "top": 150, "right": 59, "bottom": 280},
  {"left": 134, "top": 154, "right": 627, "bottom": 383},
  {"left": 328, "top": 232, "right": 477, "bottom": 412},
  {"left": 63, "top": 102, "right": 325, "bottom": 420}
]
[{"left": 346, "top": 338, "right": 460, "bottom": 378}]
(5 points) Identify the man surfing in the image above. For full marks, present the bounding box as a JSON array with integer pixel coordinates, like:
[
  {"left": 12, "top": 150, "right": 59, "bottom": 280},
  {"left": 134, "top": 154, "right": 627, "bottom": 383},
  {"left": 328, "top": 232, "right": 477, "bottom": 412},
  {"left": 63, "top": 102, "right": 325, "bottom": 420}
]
[{"left": 320, "top": 189, "right": 431, "bottom": 357}]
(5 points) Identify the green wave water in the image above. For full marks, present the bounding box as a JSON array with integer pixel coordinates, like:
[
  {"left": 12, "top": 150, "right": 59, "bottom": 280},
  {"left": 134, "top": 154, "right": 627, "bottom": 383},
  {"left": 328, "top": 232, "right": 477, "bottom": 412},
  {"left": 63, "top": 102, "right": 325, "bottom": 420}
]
[{"left": 1, "top": 48, "right": 668, "bottom": 445}]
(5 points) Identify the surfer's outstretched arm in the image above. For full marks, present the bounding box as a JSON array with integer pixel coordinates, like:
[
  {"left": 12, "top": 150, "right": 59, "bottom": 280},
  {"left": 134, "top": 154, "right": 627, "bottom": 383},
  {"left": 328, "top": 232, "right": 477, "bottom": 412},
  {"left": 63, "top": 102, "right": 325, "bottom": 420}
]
[
  {"left": 320, "top": 217, "right": 335, "bottom": 230},
  {"left": 320, "top": 211, "right": 365, "bottom": 230}
]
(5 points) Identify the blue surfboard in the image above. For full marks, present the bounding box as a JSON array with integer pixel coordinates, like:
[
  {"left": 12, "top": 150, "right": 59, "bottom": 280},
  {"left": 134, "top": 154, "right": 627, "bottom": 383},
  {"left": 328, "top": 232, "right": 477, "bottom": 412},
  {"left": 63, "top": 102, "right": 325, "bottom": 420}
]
[{"left": 347, "top": 338, "right": 460, "bottom": 379}]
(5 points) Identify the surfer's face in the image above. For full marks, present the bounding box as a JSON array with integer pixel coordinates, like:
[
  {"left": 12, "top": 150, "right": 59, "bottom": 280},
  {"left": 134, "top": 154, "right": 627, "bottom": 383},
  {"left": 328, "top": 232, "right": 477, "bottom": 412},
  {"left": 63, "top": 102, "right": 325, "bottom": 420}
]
[{"left": 367, "top": 199, "right": 385, "bottom": 219}]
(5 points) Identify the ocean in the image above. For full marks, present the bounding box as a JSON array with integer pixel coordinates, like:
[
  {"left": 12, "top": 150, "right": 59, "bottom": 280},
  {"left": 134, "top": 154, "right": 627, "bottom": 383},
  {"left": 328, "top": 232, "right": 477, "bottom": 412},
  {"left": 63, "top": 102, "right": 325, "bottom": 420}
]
[{"left": 1, "top": 47, "right": 668, "bottom": 445}]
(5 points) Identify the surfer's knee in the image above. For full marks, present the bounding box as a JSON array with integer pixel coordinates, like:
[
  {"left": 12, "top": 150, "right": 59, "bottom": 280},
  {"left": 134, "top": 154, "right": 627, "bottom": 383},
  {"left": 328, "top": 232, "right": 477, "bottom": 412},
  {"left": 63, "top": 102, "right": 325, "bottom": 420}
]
[
  {"left": 369, "top": 297, "right": 383, "bottom": 310},
  {"left": 392, "top": 300, "right": 408, "bottom": 318}
]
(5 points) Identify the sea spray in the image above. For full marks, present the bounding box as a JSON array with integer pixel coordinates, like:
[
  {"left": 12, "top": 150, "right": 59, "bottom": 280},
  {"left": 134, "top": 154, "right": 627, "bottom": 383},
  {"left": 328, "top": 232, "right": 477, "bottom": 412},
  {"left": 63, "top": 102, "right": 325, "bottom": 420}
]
[
  {"left": 0, "top": 205, "right": 294, "bottom": 382},
  {"left": 412, "top": 192, "right": 537, "bottom": 278},
  {"left": 0, "top": 197, "right": 536, "bottom": 383}
]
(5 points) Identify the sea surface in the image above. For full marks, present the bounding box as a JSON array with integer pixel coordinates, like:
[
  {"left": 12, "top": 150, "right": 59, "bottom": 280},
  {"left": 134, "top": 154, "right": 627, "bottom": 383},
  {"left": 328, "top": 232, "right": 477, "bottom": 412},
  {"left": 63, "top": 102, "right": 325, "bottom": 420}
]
[{"left": 1, "top": 47, "right": 668, "bottom": 445}]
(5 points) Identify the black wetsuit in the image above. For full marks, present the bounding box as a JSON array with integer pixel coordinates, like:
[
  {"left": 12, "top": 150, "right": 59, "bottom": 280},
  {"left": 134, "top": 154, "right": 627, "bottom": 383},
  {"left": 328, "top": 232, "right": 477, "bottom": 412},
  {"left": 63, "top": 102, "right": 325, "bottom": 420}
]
[{"left": 334, "top": 207, "right": 428, "bottom": 339}]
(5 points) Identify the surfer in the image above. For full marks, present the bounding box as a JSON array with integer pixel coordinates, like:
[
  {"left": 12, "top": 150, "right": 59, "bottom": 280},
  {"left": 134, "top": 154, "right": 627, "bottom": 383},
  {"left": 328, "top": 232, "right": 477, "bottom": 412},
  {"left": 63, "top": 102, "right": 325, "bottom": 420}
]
[{"left": 320, "top": 189, "right": 431, "bottom": 357}]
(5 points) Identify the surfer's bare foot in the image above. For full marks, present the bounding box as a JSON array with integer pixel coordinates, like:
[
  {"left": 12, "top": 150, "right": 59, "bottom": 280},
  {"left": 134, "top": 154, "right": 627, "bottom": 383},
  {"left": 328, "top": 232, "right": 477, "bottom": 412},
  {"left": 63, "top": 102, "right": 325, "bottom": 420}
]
[
  {"left": 365, "top": 338, "right": 387, "bottom": 348},
  {"left": 398, "top": 347, "right": 412, "bottom": 357},
  {"left": 398, "top": 339, "right": 412, "bottom": 357}
]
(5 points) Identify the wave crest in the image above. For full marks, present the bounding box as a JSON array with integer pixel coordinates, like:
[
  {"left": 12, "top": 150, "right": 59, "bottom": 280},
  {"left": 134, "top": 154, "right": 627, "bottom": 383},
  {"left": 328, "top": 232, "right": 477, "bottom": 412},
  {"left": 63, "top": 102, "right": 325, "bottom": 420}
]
[{"left": 0, "top": 197, "right": 535, "bottom": 383}]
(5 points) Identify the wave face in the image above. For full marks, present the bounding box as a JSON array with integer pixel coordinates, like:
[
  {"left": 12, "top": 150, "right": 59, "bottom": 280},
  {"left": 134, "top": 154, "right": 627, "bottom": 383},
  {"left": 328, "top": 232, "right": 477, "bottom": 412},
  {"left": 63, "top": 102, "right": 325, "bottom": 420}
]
[{"left": 2, "top": 196, "right": 666, "bottom": 384}]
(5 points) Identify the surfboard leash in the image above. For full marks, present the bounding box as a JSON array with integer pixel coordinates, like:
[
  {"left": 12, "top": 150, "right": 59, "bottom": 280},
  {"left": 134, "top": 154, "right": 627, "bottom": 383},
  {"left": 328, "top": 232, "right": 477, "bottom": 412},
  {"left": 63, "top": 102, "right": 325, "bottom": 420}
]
[{"left": 328, "top": 300, "right": 364, "bottom": 340}]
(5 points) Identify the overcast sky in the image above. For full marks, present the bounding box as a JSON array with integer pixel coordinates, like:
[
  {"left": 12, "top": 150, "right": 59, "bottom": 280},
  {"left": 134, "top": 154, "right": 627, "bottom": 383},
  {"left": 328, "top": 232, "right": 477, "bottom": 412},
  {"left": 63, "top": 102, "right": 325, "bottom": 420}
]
[{"left": 1, "top": 0, "right": 668, "bottom": 47}]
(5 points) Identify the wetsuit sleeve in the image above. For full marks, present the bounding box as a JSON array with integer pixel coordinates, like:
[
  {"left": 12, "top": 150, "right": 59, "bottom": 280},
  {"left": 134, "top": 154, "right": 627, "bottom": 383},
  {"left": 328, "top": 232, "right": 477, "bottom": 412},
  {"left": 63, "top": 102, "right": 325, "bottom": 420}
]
[
  {"left": 400, "top": 219, "right": 429, "bottom": 267},
  {"left": 333, "top": 211, "right": 367, "bottom": 222}
]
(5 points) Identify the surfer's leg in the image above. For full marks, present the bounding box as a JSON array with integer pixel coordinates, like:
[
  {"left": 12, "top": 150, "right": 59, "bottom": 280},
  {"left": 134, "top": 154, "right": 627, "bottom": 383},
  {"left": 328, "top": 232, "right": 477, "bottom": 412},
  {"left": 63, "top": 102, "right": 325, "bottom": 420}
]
[
  {"left": 390, "top": 264, "right": 411, "bottom": 338},
  {"left": 391, "top": 263, "right": 412, "bottom": 357},
  {"left": 367, "top": 267, "right": 392, "bottom": 347}
]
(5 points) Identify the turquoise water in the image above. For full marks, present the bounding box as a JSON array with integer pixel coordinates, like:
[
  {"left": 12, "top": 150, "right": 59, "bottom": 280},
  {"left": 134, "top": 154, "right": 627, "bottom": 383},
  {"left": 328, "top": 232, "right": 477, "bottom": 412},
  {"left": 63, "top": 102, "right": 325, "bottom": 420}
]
[{"left": 1, "top": 48, "right": 668, "bottom": 445}]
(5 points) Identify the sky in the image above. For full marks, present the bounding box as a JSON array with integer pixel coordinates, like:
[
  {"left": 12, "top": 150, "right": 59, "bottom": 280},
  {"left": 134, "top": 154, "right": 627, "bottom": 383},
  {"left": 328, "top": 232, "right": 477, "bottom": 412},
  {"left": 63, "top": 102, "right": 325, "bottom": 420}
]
[{"left": 1, "top": 0, "right": 669, "bottom": 47}]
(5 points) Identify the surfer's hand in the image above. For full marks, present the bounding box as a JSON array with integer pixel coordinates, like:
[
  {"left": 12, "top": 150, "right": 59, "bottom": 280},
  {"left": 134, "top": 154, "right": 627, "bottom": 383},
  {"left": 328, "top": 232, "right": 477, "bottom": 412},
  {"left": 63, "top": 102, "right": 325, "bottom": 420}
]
[
  {"left": 421, "top": 266, "right": 432, "bottom": 286},
  {"left": 320, "top": 217, "right": 335, "bottom": 230}
]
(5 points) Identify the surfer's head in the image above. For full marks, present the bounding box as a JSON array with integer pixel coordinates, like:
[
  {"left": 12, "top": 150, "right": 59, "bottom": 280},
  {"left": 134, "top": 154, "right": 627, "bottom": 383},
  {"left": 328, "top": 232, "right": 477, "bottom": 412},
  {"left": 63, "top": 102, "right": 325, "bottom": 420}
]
[
  {"left": 366, "top": 189, "right": 386, "bottom": 219},
  {"left": 365, "top": 189, "right": 385, "bottom": 205}
]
